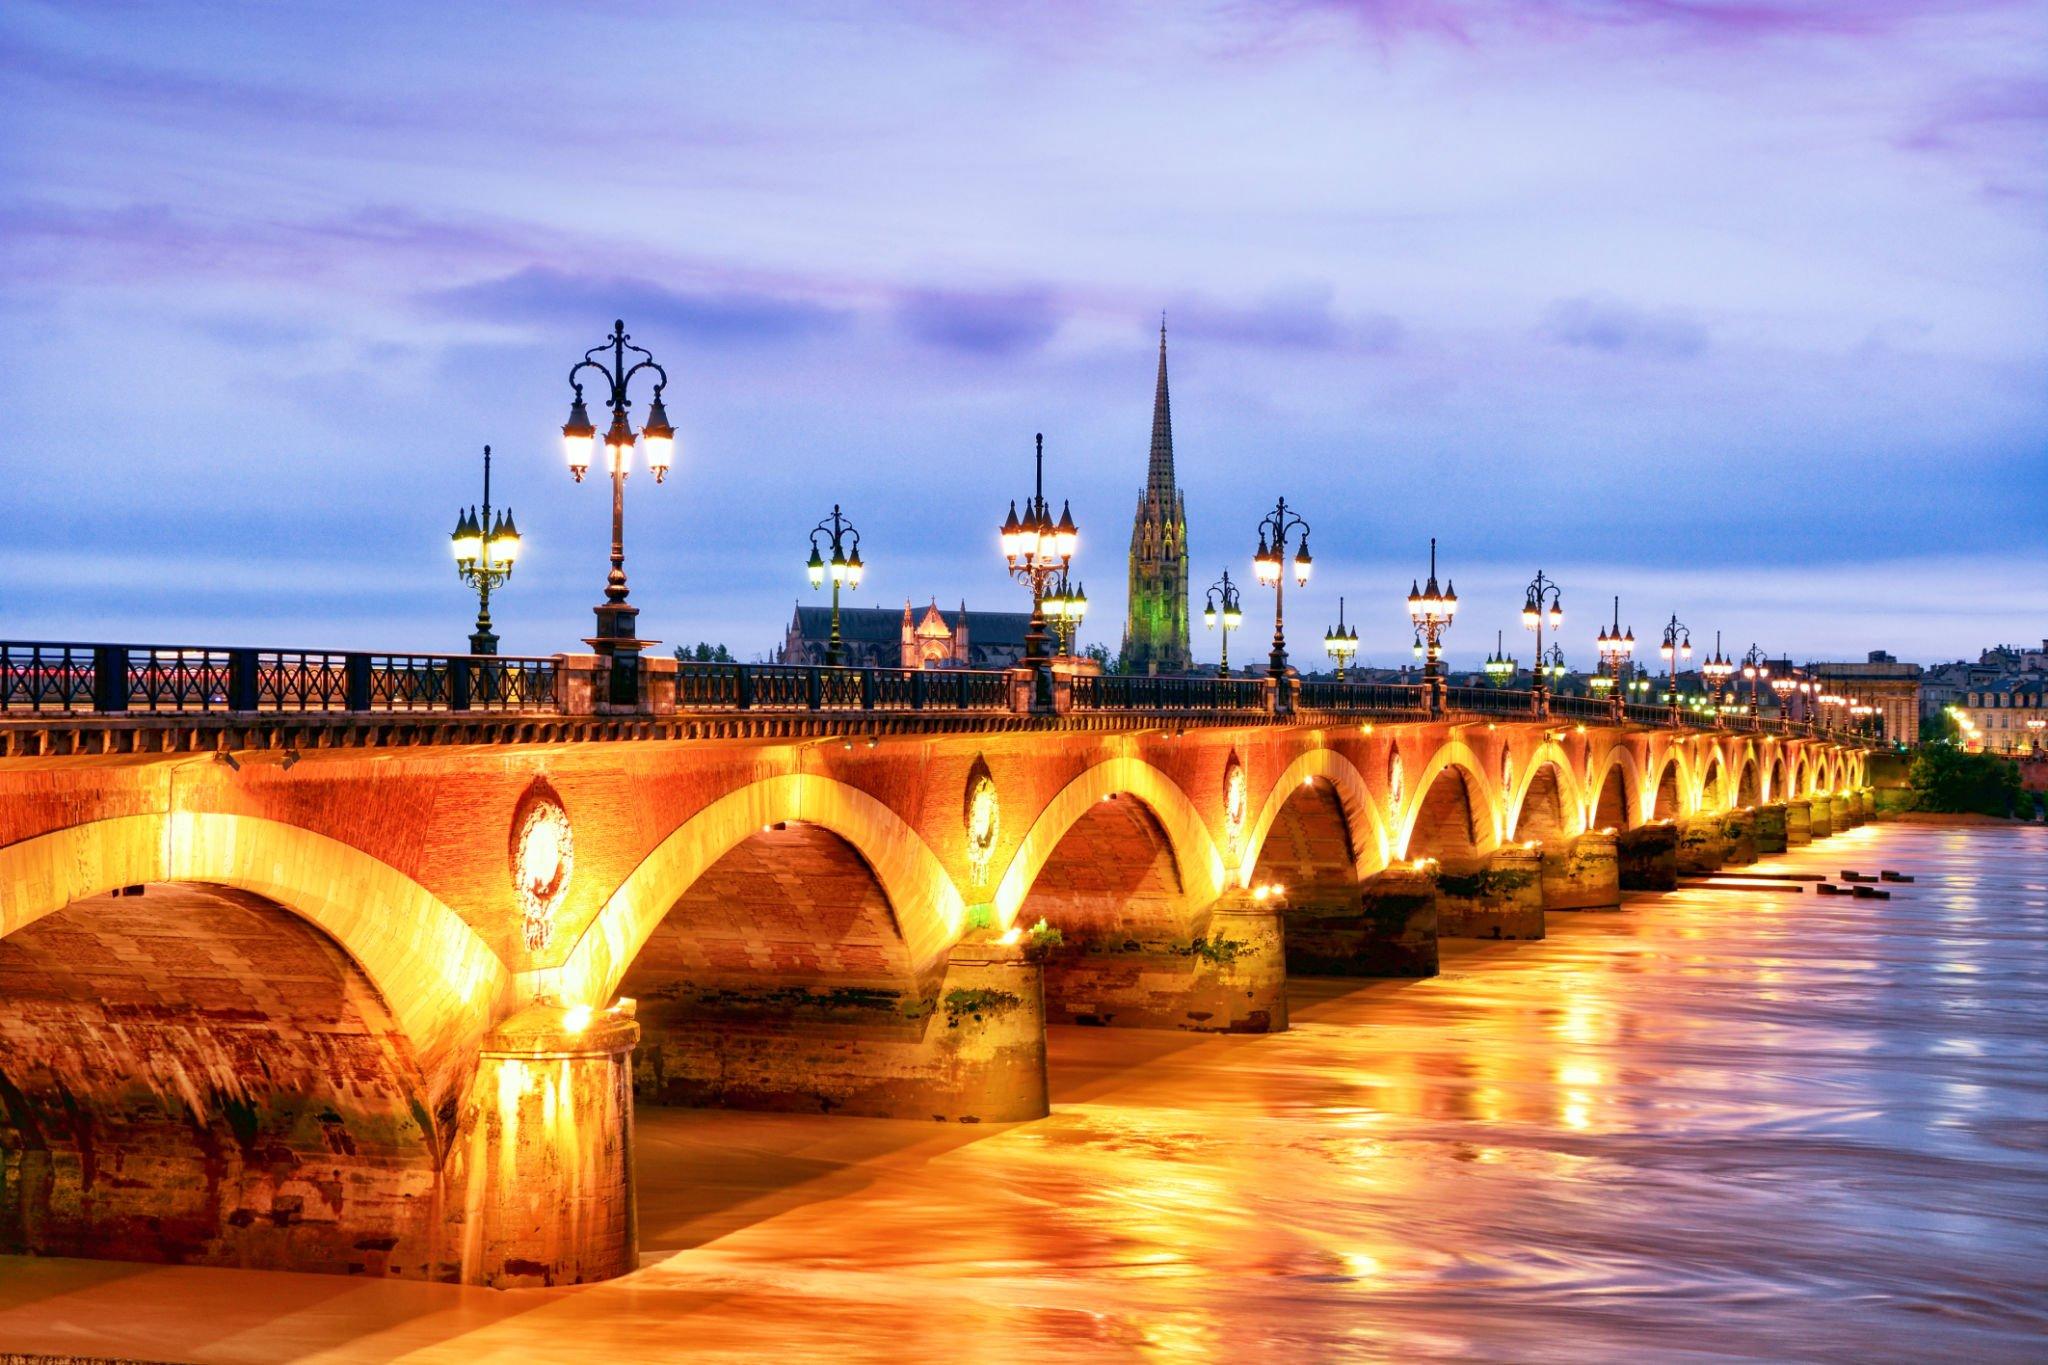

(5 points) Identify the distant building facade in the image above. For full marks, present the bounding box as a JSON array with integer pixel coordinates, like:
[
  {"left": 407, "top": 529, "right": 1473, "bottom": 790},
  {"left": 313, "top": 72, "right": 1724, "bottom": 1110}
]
[
  {"left": 1952, "top": 677, "right": 2047, "bottom": 754},
  {"left": 1808, "top": 651, "right": 1922, "bottom": 746},
  {"left": 1120, "top": 323, "right": 1192, "bottom": 675},
  {"left": 780, "top": 601, "right": 1030, "bottom": 669}
]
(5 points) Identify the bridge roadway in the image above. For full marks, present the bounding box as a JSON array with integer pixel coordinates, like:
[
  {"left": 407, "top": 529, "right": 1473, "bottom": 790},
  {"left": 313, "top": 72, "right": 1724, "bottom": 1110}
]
[{"left": 0, "top": 644, "right": 1872, "bottom": 1292}]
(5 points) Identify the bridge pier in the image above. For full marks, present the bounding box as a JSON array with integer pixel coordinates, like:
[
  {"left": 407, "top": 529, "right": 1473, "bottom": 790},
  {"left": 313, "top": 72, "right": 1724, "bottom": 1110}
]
[
  {"left": 459, "top": 1000, "right": 640, "bottom": 1289},
  {"left": 1808, "top": 797, "right": 1835, "bottom": 838},
  {"left": 1755, "top": 803, "right": 1789, "bottom": 854},
  {"left": 1617, "top": 824, "right": 1680, "bottom": 891},
  {"left": 1434, "top": 845, "right": 1544, "bottom": 940},
  {"left": 1675, "top": 816, "right": 1732, "bottom": 876},
  {"left": 1539, "top": 830, "right": 1620, "bottom": 911},
  {"left": 1042, "top": 901, "right": 1287, "bottom": 1034},
  {"left": 1830, "top": 793, "right": 1856, "bottom": 830},
  {"left": 631, "top": 939, "right": 1048, "bottom": 1124},
  {"left": 1723, "top": 809, "right": 1759, "bottom": 866},
  {"left": 1283, "top": 865, "right": 1438, "bottom": 977}
]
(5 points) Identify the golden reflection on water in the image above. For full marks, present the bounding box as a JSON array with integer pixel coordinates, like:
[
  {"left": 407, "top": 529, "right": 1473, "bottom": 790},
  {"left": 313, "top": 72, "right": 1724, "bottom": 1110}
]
[{"left": 1, "top": 823, "right": 2045, "bottom": 1364}]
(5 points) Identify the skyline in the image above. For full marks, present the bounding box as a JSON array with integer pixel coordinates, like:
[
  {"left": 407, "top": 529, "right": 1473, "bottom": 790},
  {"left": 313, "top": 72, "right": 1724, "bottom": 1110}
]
[{"left": 2, "top": 0, "right": 2043, "bottom": 666}]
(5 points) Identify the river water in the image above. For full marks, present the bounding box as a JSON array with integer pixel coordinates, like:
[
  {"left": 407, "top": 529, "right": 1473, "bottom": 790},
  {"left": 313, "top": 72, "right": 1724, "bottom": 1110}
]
[{"left": 1, "top": 821, "right": 2043, "bottom": 1362}]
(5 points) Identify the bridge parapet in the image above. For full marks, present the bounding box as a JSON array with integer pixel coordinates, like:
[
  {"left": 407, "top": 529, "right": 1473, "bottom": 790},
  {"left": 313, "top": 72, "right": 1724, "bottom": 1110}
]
[{"left": 2, "top": 638, "right": 1851, "bottom": 758}]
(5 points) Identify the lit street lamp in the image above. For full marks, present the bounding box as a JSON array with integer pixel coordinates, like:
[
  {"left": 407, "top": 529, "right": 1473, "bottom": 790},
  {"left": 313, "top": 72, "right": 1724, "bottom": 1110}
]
[
  {"left": 1738, "top": 644, "right": 1772, "bottom": 722},
  {"left": 1252, "top": 497, "right": 1313, "bottom": 708},
  {"left": 1483, "top": 630, "right": 1517, "bottom": 687},
  {"left": 1045, "top": 567, "right": 1088, "bottom": 656},
  {"left": 1594, "top": 596, "right": 1636, "bottom": 721},
  {"left": 1520, "top": 570, "right": 1563, "bottom": 716},
  {"left": 999, "top": 433, "right": 1077, "bottom": 710},
  {"left": 561, "top": 319, "right": 675, "bottom": 705},
  {"left": 1701, "top": 630, "right": 1736, "bottom": 709},
  {"left": 1202, "top": 570, "right": 1243, "bottom": 677},
  {"left": 804, "top": 505, "right": 865, "bottom": 666},
  {"left": 1536, "top": 642, "right": 1567, "bottom": 689},
  {"left": 449, "top": 444, "right": 521, "bottom": 655},
  {"left": 1770, "top": 669, "right": 1798, "bottom": 730},
  {"left": 1406, "top": 538, "right": 1457, "bottom": 718},
  {"left": 1658, "top": 614, "right": 1693, "bottom": 720},
  {"left": 1323, "top": 596, "right": 1359, "bottom": 681}
]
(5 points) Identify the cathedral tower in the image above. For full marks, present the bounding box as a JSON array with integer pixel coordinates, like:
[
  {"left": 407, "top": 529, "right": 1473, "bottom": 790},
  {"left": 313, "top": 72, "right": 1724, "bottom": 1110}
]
[{"left": 1120, "top": 322, "right": 1192, "bottom": 674}]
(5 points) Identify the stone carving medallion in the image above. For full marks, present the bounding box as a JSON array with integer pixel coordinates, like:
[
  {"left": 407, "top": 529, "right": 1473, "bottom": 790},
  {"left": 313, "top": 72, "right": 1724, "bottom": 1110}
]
[{"left": 511, "top": 783, "right": 573, "bottom": 953}]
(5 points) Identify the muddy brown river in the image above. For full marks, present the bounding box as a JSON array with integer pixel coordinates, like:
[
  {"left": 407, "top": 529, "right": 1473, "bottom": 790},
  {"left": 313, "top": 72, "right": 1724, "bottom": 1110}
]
[{"left": 1, "top": 821, "right": 2042, "bottom": 1362}]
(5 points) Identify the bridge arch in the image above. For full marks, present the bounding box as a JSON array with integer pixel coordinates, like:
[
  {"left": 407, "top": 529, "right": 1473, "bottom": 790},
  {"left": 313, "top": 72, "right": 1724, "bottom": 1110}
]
[
  {"left": 560, "top": 773, "right": 966, "bottom": 1009},
  {"left": 995, "top": 756, "right": 1225, "bottom": 924},
  {"left": 1587, "top": 746, "right": 1641, "bottom": 830},
  {"left": 1735, "top": 753, "right": 1760, "bottom": 807},
  {"left": 1700, "top": 751, "right": 1729, "bottom": 812},
  {"left": 1242, "top": 748, "right": 1389, "bottom": 885},
  {"left": 1398, "top": 741, "right": 1503, "bottom": 859},
  {"left": 0, "top": 812, "right": 505, "bottom": 1087},
  {"left": 1506, "top": 746, "right": 1586, "bottom": 843},
  {"left": 1647, "top": 747, "right": 1692, "bottom": 821}
]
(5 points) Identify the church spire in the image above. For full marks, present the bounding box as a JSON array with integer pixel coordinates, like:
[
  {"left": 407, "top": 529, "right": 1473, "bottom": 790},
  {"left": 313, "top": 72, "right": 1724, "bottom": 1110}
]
[{"left": 1148, "top": 316, "right": 1174, "bottom": 492}]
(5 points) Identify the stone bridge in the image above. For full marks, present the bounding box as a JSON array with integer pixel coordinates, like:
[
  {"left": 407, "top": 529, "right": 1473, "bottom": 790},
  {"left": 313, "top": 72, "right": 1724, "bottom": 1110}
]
[{"left": 0, "top": 702, "right": 1871, "bottom": 1290}]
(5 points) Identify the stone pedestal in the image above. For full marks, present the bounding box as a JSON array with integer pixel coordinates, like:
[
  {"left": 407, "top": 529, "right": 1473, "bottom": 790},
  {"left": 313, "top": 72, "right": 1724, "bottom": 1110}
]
[
  {"left": 1786, "top": 799, "right": 1813, "bottom": 845},
  {"left": 633, "top": 940, "right": 1049, "bottom": 1123},
  {"left": 1435, "top": 846, "right": 1544, "bottom": 940},
  {"left": 460, "top": 1001, "right": 639, "bottom": 1289},
  {"left": 1284, "top": 867, "right": 1438, "bottom": 977},
  {"left": 1675, "top": 817, "right": 1732, "bottom": 876},
  {"left": 1830, "top": 794, "right": 1856, "bottom": 830},
  {"left": 1042, "top": 902, "right": 1287, "bottom": 1034},
  {"left": 1618, "top": 824, "right": 1679, "bottom": 891},
  {"left": 1539, "top": 830, "right": 1620, "bottom": 911},
  {"left": 1754, "top": 803, "right": 1789, "bottom": 854},
  {"left": 1721, "top": 809, "right": 1759, "bottom": 866},
  {"left": 1809, "top": 798, "right": 1835, "bottom": 838}
]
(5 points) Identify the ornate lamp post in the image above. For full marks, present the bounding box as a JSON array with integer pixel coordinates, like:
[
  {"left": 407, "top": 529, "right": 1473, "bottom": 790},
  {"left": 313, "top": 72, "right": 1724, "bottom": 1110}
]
[
  {"left": 1483, "top": 630, "right": 1517, "bottom": 687},
  {"left": 1737, "top": 644, "right": 1772, "bottom": 723},
  {"left": 1770, "top": 670, "right": 1797, "bottom": 730},
  {"left": 560, "top": 319, "right": 675, "bottom": 705},
  {"left": 1252, "top": 498, "right": 1312, "bottom": 708},
  {"left": 1202, "top": 570, "right": 1243, "bottom": 677},
  {"left": 1701, "top": 630, "right": 1736, "bottom": 710},
  {"left": 1323, "top": 596, "right": 1359, "bottom": 681},
  {"left": 1406, "top": 538, "right": 1457, "bottom": 718},
  {"left": 1520, "top": 570, "right": 1564, "bottom": 716},
  {"left": 999, "top": 433, "right": 1077, "bottom": 710},
  {"left": 804, "top": 505, "right": 865, "bottom": 666},
  {"left": 1594, "top": 596, "right": 1636, "bottom": 721},
  {"left": 1537, "top": 643, "right": 1567, "bottom": 690},
  {"left": 1658, "top": 614, "right": 1693, "bottom": 720},
  {"left": 1044, "top": 567, "right": 1088, "bottom": 656},
  {"left": 449, "top": 444, "right": 521, "bottom": 655}
]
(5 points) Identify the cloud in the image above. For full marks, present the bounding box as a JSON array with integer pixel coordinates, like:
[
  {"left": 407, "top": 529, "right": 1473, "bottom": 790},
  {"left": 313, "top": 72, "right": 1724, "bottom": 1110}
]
[
  {"left": 1165, "top": 286, "right": 1402, "bottom": 352},
  {"left": 894, "top": 286, "right": 1063, "bottom": 356},
  {"left": 429, "top": 266, "right": 853, "bottom": 344},
  {"left": 1538, "top": 295, "right": 1708, "bottom": 359}
]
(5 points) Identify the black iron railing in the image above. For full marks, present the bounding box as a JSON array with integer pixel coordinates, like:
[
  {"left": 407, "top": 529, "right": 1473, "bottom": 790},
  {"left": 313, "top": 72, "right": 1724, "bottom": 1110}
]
[
  {"left": 0, "top": 642, "right": 556, "bottom": 715},
  {"left": 1547, "top": 693, "right": 1612, "bottom": 722},
  {"left": 1070, "top": 673, "right": 1268, "bottom": 711},
  {"left": 671, "top": 661, "right": 1011, "bottom": 712},
  {"left": 1296, "top": 680, "right": 1427, "bottom": 715}
]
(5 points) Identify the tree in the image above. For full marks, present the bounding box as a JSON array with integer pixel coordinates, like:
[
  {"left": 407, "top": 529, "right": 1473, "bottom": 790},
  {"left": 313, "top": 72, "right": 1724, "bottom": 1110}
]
[
  {"left": 675, "top": 643, "right": 734, "bottom": 664},
  {"left": 1908, "top": 745, "right": 2021, "bottom": 817},
  {"left": 1084, "top": 643, "right": 1116, "bottom": 673}
]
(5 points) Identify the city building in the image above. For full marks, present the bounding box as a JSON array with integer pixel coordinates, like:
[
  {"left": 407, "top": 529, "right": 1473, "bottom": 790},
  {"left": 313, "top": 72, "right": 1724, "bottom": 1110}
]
[
  {"left": 1809, "top": 651, "right": 1922, "bottom": 745},
  {"left": 779, "top": 601, "right": 1030, "bottom": 669},
  {"left": 1951, "top": 677, "right": 2048, "bottom": 754},
  {"left": 1120, "top": 323, "right": 1192, "bottom": 675}
]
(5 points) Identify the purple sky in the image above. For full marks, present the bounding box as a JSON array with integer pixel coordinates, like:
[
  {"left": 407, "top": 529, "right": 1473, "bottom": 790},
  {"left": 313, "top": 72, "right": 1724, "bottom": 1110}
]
[{"left": 2, "top": 0, "right": 2043, "bottom": 669}]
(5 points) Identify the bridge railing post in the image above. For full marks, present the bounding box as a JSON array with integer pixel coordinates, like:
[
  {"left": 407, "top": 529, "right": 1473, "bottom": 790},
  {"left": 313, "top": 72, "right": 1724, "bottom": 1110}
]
[
  {"left": 911, "top": 669, "right": 927, "bottom": 711},
  {"left": 807, "top": 667, "right": 823, "bottom": 711},
  {"left": 345, "top": 653, "right": 372, "bottom": 710},
  {"left": 91, "top": 645, "right": 129, "bottom": 713},
  {"left": 736, "top": 664, "right": 754, "bottom": 710},
  {"left": 861, "top": 667, "right": 876, "bottom": 711},
  {"left": 450, "top": 657, "right": 473, "bottom": 712},
  {"left": 227, "top": 648, "right": 259, "bottom": 712}
]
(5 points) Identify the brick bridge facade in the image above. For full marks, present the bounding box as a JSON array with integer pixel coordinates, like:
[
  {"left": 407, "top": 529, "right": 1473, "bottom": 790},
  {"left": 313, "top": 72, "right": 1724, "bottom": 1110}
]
[{"left": 0, "top": 716, "right": 1868, "bottom": 1288}]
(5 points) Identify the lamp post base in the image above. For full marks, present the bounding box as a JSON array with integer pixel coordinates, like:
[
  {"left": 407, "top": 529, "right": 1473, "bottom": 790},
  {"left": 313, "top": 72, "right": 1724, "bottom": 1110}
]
[
  {"left": 468, "top": 629, "right": 500, "bottom": 656},
  {"left": 586, "top": 602, "right": 659, "bottom": 710}
]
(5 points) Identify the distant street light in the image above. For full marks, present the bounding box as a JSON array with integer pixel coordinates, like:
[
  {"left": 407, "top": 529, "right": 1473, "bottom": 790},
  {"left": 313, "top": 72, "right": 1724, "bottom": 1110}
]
[
  {"left": 804, "top": 505, "right": 865, "bottom": 667},
  {"left": 1202, "top": 569, "right": 1243, "bottom": 678},
  {"left": 449, "top": 444, "right": 520, "bottom": 655},
  {"left": 1406, "top": 538, "right": 1457, "bottom": 718},
  {"left": 1701, "top": 630, "right": 1736, "bottom": 709},
  {"left": 1323, "top": 596, "right": 1359, "bottom": 682},
  {"left": 1738, "top": 644, "right": 1772, "bottom": 720},
  {"left": 999, "top": 433, "right": 1077, "bottom": 709},
  {"left": 1658, "top": 614, "right": 1693, "bottom": 721},
  {"left": 1483, "top": 630, "right": 1517, "bottom": 688},
  {"left": 560, "top": 319, "right": 674, "bottom": 705},
  {"left": 1594, "top": 596, "right": 1635, "bottom": 721},
  {"left": 1045, "top": 567, "right": 1088, "bottom": 656}
]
